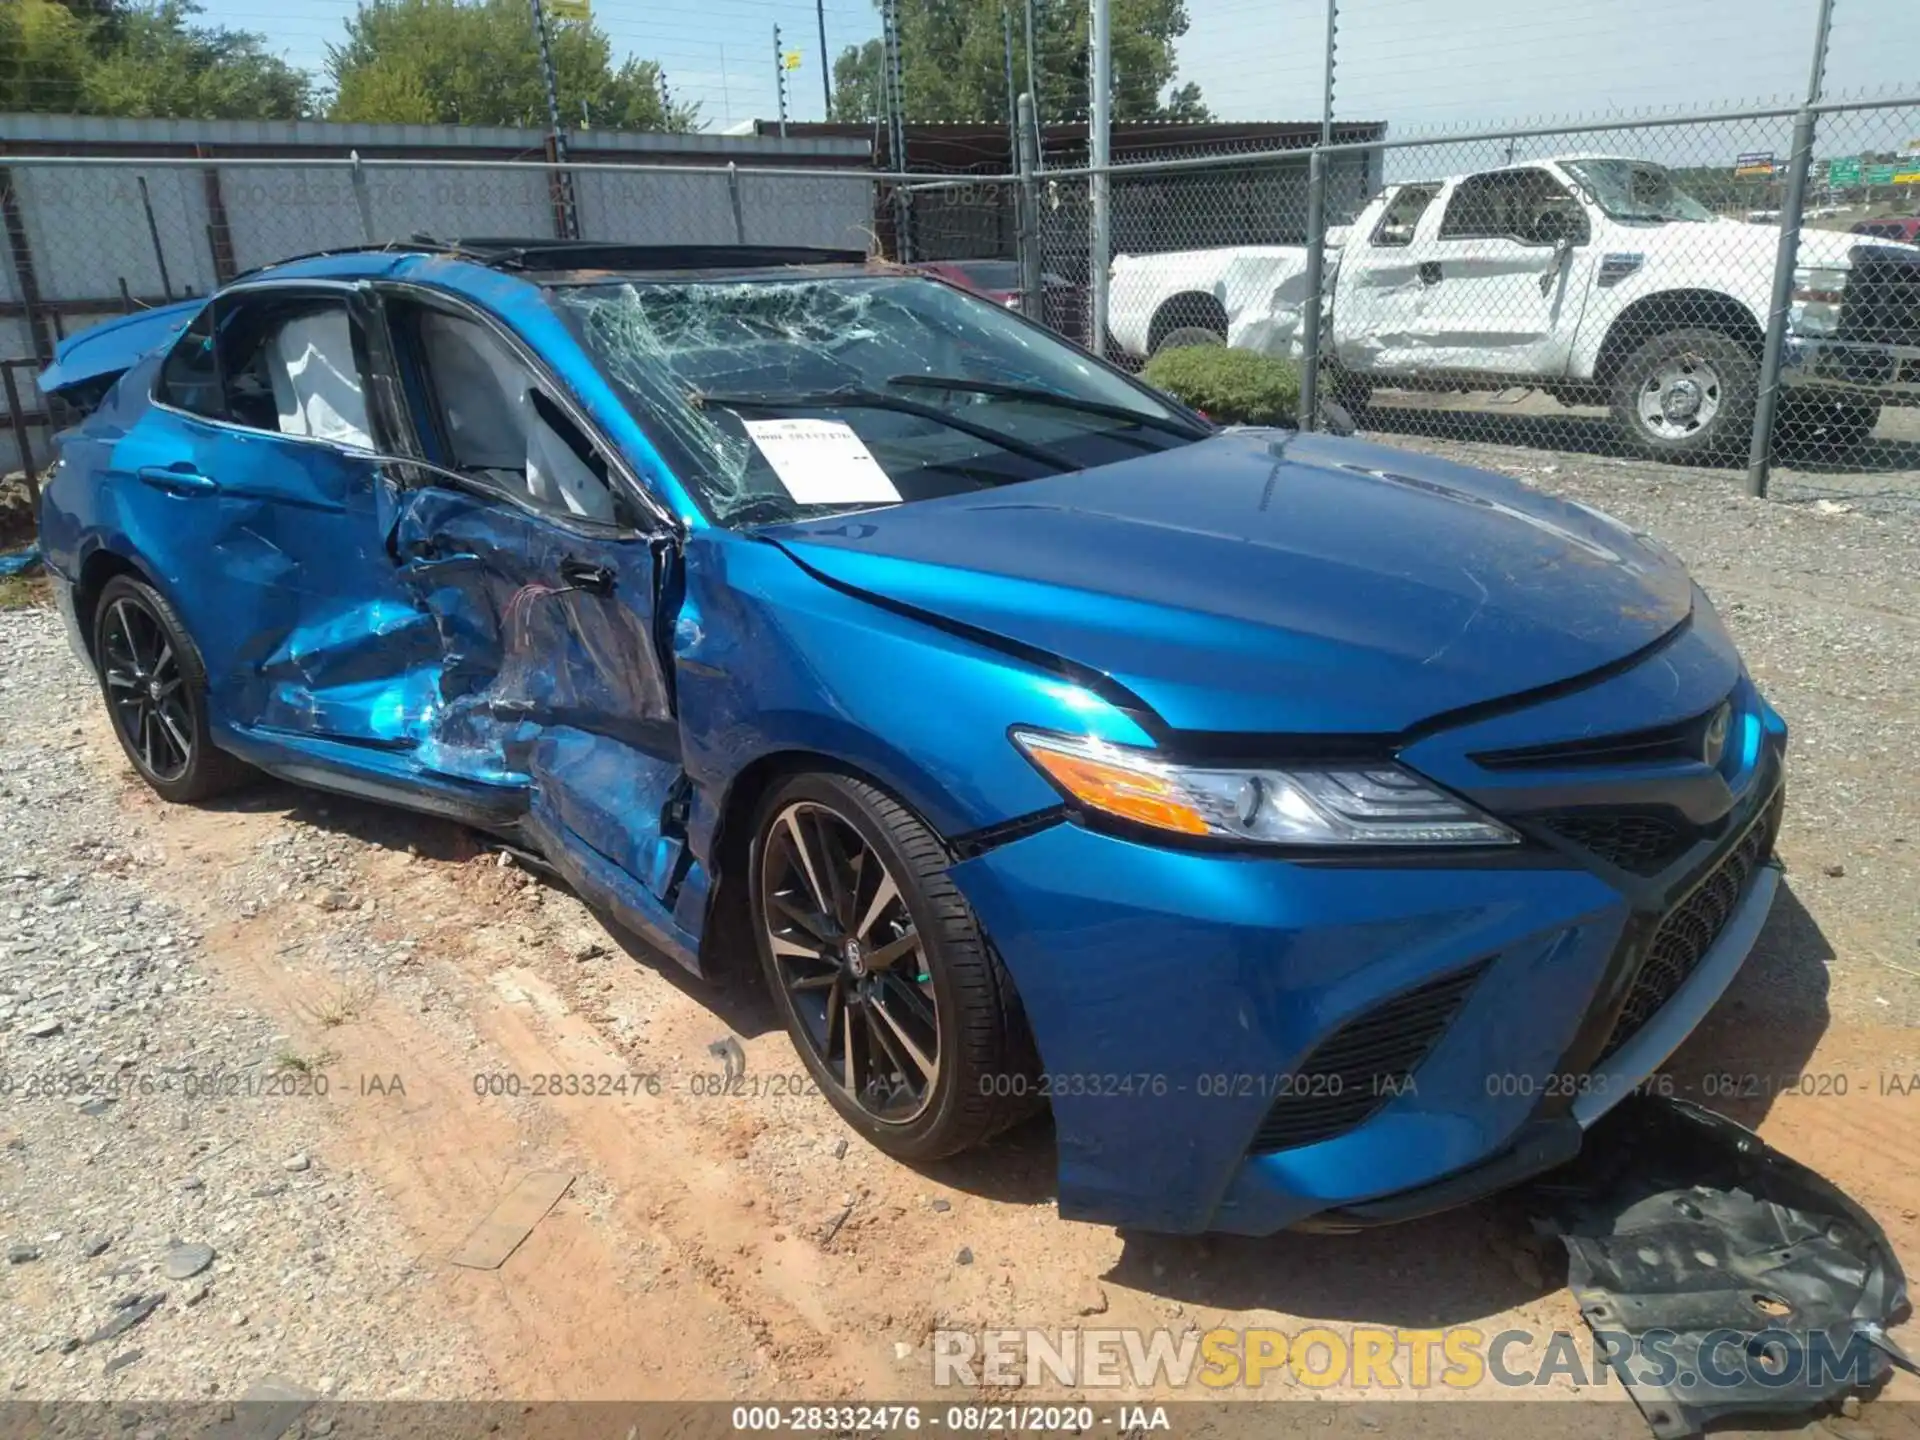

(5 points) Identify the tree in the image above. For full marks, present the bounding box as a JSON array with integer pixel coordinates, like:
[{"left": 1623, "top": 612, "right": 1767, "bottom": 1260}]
[
  {"left": 1, "top": 0, "right": 311, "bottom": 119},
  {"left": 0, "top": 0, "right": 95, "bottom": 114},
  {"left": 828, "top": 0, "right": 1208, "bottom": 127},
  {"left": 327, "top": 0, "right": 699, "bottom": 131},
  {"left": 82, "top": 2, "right": 312, "bottom": 118},
  {"left": 829, "top": 38, "right": 885, "bottom": 124}
]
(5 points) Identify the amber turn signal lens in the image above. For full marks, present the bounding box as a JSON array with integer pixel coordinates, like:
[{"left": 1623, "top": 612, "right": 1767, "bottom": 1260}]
[{"left": 1022, "top": 745, "right": 1212, "bottom": 836}]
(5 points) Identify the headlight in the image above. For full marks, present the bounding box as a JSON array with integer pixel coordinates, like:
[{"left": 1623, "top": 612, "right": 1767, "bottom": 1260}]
[
  {"left": 1011, "top": 730, "right": 1519, "bottom": 847},
  {"left": 1791, "top": 264, "right": 1848, "bottom": 337}
]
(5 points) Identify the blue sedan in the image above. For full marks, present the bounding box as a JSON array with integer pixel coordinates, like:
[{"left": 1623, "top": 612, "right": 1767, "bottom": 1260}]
[{"left": 35, "top": 239, "right": 1786, "bottom": 1235}]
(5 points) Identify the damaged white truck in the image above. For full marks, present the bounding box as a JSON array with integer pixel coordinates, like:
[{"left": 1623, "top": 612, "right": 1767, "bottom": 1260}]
[{"left": 1110, "top": 155, "right": 1920, "bottom": 458}]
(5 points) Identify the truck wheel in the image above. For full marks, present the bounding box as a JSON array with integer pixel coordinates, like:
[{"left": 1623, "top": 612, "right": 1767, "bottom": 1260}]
[{"left": 1610, "top": 329, "right": 1756, "bottom": 461}]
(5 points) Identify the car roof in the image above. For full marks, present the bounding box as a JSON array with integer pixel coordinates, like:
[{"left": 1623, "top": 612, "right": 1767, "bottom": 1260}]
[{"left": 233, "top": 240, "right": 879, "bottom": 297}]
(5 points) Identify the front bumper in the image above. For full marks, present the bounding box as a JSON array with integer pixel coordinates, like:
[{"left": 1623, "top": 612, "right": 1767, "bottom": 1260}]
[
  {"left": 949, "top": 651, "right": 1788, "bottom": 1236},
  {"left": 1782, "top": 334, "right": 1920, "bottom": 401}
]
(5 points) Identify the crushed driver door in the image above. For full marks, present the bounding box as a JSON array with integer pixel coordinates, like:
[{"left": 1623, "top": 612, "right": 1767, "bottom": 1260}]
[{"left": 372, "top": 286, "right": 700, "bottom": 963}]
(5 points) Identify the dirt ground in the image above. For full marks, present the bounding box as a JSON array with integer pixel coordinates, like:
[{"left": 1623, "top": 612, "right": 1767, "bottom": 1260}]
[{"left": 4, "top": 434, "right": 1920, "bottom": 1434}]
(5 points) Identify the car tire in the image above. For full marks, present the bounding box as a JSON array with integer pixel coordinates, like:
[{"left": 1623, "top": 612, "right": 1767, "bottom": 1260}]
[
  {"left": 748, "top": 771, "right": 1040, "bottom": 1161},
  {"left": 91, "top": 574, "right": 250, "bottom": 804},
  {"left": 1153, "top": 325, "right": 1226, "bottom": 355},
  {"left": 1610, "top": 329, "right": 1757, "bottom": 461}
]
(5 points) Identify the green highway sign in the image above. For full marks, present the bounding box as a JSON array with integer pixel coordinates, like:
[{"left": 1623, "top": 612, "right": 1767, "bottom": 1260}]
[{"left": 1828, "top": 157, "right": 1861, "bottom": 186}]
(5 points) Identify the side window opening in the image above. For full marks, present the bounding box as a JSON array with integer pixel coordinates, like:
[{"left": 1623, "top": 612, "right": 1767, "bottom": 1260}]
[
  {"left": 1439, "top": 169, "right": 1589, "bottom": 246},
  {"left": 157, "top": 295, "right": 375, "bottom": 450},
  {"left": 1371, "top": 185, "right": 1438, "bottom": 247},
  {"left": 156, "top": 304, "right": 224, "bottom": 419},
  {"left": 403, "top": 304, "right": 622, "bottom": 526}
]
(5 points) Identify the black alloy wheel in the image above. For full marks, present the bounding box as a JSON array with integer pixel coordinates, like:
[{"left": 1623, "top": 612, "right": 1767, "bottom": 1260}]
[
  {"left": 91, "top": 574, "right": 248, "bottom": 803},
  {"left": 748, "top": 772, "right": 1040, "bottom": 1160}
]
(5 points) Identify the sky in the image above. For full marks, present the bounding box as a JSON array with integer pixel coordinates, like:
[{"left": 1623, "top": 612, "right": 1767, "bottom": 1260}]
[{"left": 196, "top": 0, "right": 1920, "bottom": 140}]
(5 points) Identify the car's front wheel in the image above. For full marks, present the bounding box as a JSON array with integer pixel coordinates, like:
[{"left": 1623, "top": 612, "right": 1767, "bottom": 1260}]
[
  {"left": 748, "top": 771, "right": 1038, "bottom": 1160},
  {"left": 91, "top": 574, "right": 249, "bottom": 803},
  {"left": 1610, "top": 328, "right": 1757, "bottom": 460}
]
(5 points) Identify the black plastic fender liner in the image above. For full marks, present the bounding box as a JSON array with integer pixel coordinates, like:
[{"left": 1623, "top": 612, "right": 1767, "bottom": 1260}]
[{"left": 1528, "top": 1096, "right": 1916, "bottom": 1439}]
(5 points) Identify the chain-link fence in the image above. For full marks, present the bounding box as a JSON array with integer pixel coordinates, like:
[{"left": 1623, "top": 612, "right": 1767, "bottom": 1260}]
[
  {"left": 5, "top": 93, "right": 1919, "bottom": 496},
  {"left": 1052, "top": 92, "right": 1920, "bottom": 491},
  {"left": 0, "top": 151, "right": 918, "bottom": 481}
]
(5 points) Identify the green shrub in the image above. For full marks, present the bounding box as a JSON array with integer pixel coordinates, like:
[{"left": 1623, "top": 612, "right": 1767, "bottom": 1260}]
[{"left": 1140, "top": 344, "right": 1302, "bottom": 426}]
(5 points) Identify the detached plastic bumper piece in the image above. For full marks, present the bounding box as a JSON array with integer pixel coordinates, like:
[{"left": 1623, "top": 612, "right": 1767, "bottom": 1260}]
[{"left": 1533, "top": 1097, "right": 1914, "bottom": 1439}]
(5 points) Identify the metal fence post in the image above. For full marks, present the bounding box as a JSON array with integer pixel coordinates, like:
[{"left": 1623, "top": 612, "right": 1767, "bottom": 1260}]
[
  {"left": 1744, "top": 113, "right": 1816, "bottom": 497},
  {"left": 1016, "top": 93, "right": 1042, "bottom": 318},
  {"left": 2, "top": 362, "right": 40, "bottom": 509},
  {"left": 1298, "top": 147, "right": 1327, "bottom": 430},
  {"left": 1088, "top": 0, "right": 1112, "bottom": 358},
  {"left": 1745, "top": 0, "right": 1835, "bottom": 498},
  {"left": 727, "top": 162, "right": 748, "bottom": 243},
  {"left": 349, "top": 150, "right": 377, "bottom": 244}
]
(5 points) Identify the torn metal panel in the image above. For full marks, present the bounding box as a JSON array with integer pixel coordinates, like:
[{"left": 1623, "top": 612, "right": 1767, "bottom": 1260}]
[
  {"left": 1106, "top": 246, "right": 1314, "bottom": 360},
  {"left": 1533, "top": 1096, "right": 1913, "bottom": 1438},
  {"left": 387, "top": 486, "right": 673, "bottom": 787}
]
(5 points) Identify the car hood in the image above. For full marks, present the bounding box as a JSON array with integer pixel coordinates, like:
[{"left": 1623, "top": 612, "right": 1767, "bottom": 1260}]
[
  {"left": 1792, "top": 225, "right": 1920, "bottom": 265},
  {"left": 769, "top": 430, "right": 1694, "bottom": 735}
]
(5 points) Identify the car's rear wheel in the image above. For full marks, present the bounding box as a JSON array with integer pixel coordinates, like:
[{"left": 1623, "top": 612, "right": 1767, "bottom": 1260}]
[
  {"left": 91, "top": 575, "right": 249, "bottom": 803},
  {"left": 748, "top": 772, "right": 1038, "bottom": 1160}
]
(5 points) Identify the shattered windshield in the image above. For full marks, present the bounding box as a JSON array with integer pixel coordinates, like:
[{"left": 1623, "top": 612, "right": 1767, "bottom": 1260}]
[
  {"left": 1562, "top": 159, "right": 1717, "bottom": 224},
  {"left": 557, "top": 274, "right": 1200, "bottom": 528}
]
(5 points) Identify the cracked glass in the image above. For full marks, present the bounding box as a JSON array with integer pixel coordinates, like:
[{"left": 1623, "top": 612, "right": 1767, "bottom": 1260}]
[{"left": 557, "top": 274, "right": 1197, "bottom": 528}]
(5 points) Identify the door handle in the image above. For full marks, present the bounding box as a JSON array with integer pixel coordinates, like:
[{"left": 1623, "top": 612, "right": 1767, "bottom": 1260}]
[
  {"left": 137, "top": 464, "right": 220, "bottom": 495},
  {"left": 559, "top": 557, "right": 615, "bottom": 596},
  {"left": 1417, "top": 261, "right": 1443, "bottom": 287}
]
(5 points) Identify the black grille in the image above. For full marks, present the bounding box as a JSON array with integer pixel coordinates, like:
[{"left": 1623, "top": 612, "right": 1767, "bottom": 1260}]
[
  {"left": 1598, "top": 792, "right": 1782, "bottom": 1062},
  {"left": 1536, "top": 810, "right": 1692, "bottom": 876},
  {"left": 1839, "top": 246, "right": 1920, "bottom": 351},
  {"left": 1249, "top": 963, "right": 1486, "bottom": 1153},
  {"left": 1473, "top": 716, "right": 1702, "bottom": 772}
]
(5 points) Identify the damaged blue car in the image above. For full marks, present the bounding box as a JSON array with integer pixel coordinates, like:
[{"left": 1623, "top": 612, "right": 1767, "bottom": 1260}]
[{"left": 37, "top": 240, "right": 1787, "bottom": 1235}]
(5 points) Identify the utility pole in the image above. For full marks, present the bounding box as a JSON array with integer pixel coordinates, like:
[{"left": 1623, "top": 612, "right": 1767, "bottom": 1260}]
[
  {"left": 1088, "top": 0, "right": 1110, "bottom": 355},
  {"left": 528, "top": 0, "right": 577, "bottom": 239},
  {"left": 882, "top": 0, "right": 910, "bottom": 258},
  {"left": 1023, "top": 0, "right": 1040, "bottom": 146},
  {"left": 774, "top": 25, "right": 789, "bottom": 138},
  {"left": 1003, "top": 8, "right": 1019, "bottom": 178},
  {"left": 816, "top": 0, "right": 832, "bottom": 117}
]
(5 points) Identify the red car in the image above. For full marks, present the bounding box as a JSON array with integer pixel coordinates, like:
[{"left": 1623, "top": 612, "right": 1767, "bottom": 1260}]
[
  {"left": 907, "top": 259, "right": 1087, "bottom": 343},
  {"left": 1850, "top": 216, "right": 1920, "bottom": 243}
]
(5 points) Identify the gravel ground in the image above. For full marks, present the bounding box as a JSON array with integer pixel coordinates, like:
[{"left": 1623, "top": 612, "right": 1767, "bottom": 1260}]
[
  {"left": 0, "top": 615, "right": 489, "bottom": 1403},
  {"left": 1, "top": 432, "right": 1917, "bottom": 1427}
]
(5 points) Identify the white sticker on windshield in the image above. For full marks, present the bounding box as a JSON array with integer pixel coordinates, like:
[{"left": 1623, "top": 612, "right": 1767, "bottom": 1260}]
[{"left": 743, "top": 418, "right": 902, "bottom": 505}]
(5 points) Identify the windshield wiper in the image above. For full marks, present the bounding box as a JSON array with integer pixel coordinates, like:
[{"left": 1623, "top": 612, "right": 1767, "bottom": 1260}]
[
  {"left": 887, "top": 374, "right": 1211, "bottom": 438},
  {"left": 693, "top": 387, "right": 1078, "bottom": 469}
]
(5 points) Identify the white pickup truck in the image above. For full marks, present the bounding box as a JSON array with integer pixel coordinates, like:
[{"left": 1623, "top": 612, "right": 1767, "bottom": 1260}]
[{"left": 1109, "top": 154, "right": 1920, "bottom": 459}]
